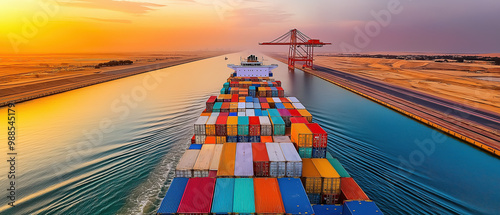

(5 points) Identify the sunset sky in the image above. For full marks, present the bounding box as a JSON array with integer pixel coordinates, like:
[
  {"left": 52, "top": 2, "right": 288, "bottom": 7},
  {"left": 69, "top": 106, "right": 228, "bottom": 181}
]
[{"left": 1, "top": 0, "right": 499, "bottom": 54}]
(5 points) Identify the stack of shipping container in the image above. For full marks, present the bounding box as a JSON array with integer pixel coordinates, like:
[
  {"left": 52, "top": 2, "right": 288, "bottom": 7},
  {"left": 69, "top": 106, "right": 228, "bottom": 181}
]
[{"left": 157, "top": 75, "right": 383, "bottom": 215}]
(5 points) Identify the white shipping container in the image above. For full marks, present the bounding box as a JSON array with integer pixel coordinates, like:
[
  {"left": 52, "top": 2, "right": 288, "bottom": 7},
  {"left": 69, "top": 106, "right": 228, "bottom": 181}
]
[
  {"left": 175, "top": 150, "right": 200, "bottom": 177},
  {"left": 209, "top": 144, "right": 224, "bottom": 171},
  {"left": 273, "top": 136, "right": 291, "bottom": 143},
  {"left": 193, "top": 144, "right": 216, "bottom": 177},
  {"left": 287, "top": 97, "right": 300, "bottom": 103},
  {"left": 292, "top": 102, "right": 306, "bottom": 109},
  {"left": 195, "top": 134, "right": 206, "bottom": 144},
  {"left": 266, "top": 142, "right": 286, "bottom": 177},
  {"left": 246, "top": 109, "right": 255, "bottom": 116},
  {"left": 238, "top": 112, "right": 246, "bottom": 116},
  {"left": 234, "top": 142, "right": 253, "bottom": 177},
  {"left": 259, "top": 116, "right": 272, "bottom": 136},
  {"left": 194, "top": 116, "right": 209, "bottom": 135},
  {"left": 272, "top": 97, "right": 281, "bottom": 103},
  {"left": 238, "top": 102, "right": 246, "bottom": 112},
  {"left": 279, "top": 142, "right": 303, "bottom": 177},
  {"left": 245, "top": 102, "right": 254, "bottom": 109}
]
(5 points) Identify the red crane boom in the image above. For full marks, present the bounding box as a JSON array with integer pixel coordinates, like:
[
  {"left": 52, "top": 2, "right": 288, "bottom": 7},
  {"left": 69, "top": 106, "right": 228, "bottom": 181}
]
[{"left": 260, "top": 29, "right": 331, "bottom": 69}]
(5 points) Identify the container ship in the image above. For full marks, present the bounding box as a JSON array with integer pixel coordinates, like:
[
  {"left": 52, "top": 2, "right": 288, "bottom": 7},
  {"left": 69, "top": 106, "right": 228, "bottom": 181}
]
[{"left": 157, "top": 55, "right": 383, "bottom": 215}]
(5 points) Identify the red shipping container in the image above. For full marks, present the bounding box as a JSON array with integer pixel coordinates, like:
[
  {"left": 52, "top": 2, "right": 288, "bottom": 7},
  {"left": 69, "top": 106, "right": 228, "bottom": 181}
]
[
  {"left": 177, "top": 177, "right": 216, "bottom": 214},
  {"left": 208, "top": 170, "right": 217, "bottom": 178},
  {"left": 306, "top": 123, "right": 328, "bottom": 148},
  {"left": 206, "top": 96, "right": 217, "bottom": 112},
  {"left": 277, "top": 87, "right": 284, "bottom": 97},
  {"left": 288, "top": 109, "right": 301, "bottom": 117},
  {"left": 276, "top": 81, "right": 281, "bottom": 86},
  {"left": 279, "top": 97, "right": 289, "bottom": 103},
  {"left": 252, "top": 143, "right": 269, "bottom": 177},
  {"left": 340, "top": 177, "right": 370, "bottom": 202},
  {"left": 191, "top": 134, "right": 195, "bottom": 144},
  {"left": 290, "top": 117, "right": 309, "bottom": 124},
  {"left": 219, "top": 112, "right": 229, "bottom": 117},
  {"left": 249, "top": 116, "right": 261, "bottom": 136},
  {"left": 261, "top": 103, "right": 270, "bottom": 110},
  {"left": 231, "top": 94, "right": 239, "bottom": 102},
  {"left": 216, "top": 116, "right": 228, "bottom": 136}
]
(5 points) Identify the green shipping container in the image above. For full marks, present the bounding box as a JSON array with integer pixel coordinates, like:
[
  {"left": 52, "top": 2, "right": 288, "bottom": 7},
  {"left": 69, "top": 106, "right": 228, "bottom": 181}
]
[
  {"left": 326, "top": 152, "right": 351, "bottom": 177},
  {"left": 270, "top": 116, "right": 285, "bottom": 136},
  {"left": 233, "top": 178, "right": 255, "bottom": 214},
  {"left": 223, "top": 82, "right": 230, "bottom": 88},
  {"left": 221, "top": 88, "right": 226, "bottom": 94},
  {"left": 213, "top": 102, "right": 222, "bottom": 112},
  {"left": 238, "top": 116, "right": 249, "bottom": 136},
  {"left": 298, "top": 147, "right": 312, "bottom": 158}
]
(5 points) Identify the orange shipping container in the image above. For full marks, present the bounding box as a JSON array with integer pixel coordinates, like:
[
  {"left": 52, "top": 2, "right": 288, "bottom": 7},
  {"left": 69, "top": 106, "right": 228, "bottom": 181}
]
[
  {"left": 311, "top": 158, "right": 341, "bottom": 194},
  {"left": 205, "top": 136, "right": 216, "bottom": 144},
  {"left": 227, "top": 116, "right": 239, "bottom": 136},
  {"left": 297, "top": 109, "right": 313, "bottom": 122},
  {"left": 254, "top": 178, "right": 285, "bottom": 214},
  {"left": 283, "top": 103, "right": 294, "bottom": 109},
  {"left": 261, "top": 136, "right": 273, "bottom": 143},
  {"left": 301, "top": 158, "right": 322, "bottom": 193},
  {"left": 217, "top": 142, "right": 237, "bottom": 177},
  {"left": 291, "top": 123, "right": 313, "bottom": 147}
]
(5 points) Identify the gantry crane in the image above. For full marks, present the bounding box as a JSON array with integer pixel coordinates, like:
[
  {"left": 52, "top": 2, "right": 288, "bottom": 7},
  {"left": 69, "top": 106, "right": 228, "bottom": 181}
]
[{"left": 260, "top": 29, "right": 331, "bottom": 69}]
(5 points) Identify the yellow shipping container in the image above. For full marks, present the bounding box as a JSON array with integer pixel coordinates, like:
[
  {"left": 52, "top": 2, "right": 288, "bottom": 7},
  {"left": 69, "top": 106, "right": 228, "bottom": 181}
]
[
  {"left": 230, "top": 102, "right": 238, "bottom": 112},
  {"left": 227, "top": 116, "right": 239, "bottom": 136},
  {"left": 301, "top": 159, "right": 322, "bottom": 193},
  {"left": 223, "top": 94, "right": 232, "bottom": 100},
  {"left": 298, "top": 109, "right": 313, "bottom": 122},
  {"left": 311, "top": 158, "right": 341, "bottom": 194},
  {"left": 291, "top": 123, "right": 313, "bottom": 147},
  {"left": 217, "top": 142, "right": 236, "bottom": 177},
  {"left": 216, "top": 136, "right": 226, "bottom": 144}
]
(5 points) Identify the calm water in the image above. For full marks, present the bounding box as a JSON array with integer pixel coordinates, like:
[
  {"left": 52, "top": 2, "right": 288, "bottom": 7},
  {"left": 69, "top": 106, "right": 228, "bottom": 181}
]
[{"left": 1, "top": 52, "right": 499, "bottom": 215}]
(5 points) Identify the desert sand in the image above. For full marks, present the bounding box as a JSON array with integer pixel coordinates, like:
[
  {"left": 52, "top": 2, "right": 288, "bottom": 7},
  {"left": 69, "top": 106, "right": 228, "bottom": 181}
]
[
  {"left": 314, "top": 56, "right": 500, "bottom": 114},
  {"left": 0, "top": 51, "right": 224, "bottom": 106}
]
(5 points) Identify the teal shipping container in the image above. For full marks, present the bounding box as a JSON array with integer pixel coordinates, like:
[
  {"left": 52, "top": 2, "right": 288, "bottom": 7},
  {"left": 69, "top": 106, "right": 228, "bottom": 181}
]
[
  {"left": 298, "top": 147, "right": 312, "bottom": 158},
  {"left": 268, "top": 109, "right": 281, "bottom": 117},
  {"left": 270, "top": 116, "right": 285, "bottom": 136},
  {"left": 213, "top": 102, "right": 222, "bottom": 112},
  {"left": 238, "top": 116, "right": 249, "bottom": 136},
  {"left": 326, "top": 152, "right": 351, "bottom": 177},
  {"left": 233, "top": 178, "right": 255, "bottom": 214},
  {"left": 211, "top": 178, "right": 235, "bottom": 214}
]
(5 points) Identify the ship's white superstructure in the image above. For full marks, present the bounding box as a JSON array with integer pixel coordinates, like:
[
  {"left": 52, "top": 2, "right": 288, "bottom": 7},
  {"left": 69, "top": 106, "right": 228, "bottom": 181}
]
[{"left": 227, "top": 55, "right": 278, "bottom": 77}]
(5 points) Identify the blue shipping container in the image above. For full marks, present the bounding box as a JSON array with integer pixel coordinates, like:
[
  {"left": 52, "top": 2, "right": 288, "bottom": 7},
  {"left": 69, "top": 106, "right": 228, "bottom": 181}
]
[
  {"left": 246, "top": 96, "right": 253, "bottom": 102},
  {"left": 254, "top": 109, "right": 262, "bottom": 116},
  {"left": 277, "top": 178, "right": 314, "bottom": 215},
  {"left": 343, "top": 201, "right": 383, "bottom": 215},
  {"left": 249, "top": 136, "right": 260, "bottom": 142},
  {"left": 157, "top": 178, "right": 189, "bottom": 215},
  {"left": 212, "top": 178, "right": 235, "bottom": 214},
  {"left": 313, "top": 205, "right": 343, "bottom": 215},
  {"left": 229, "top": 112, "right": 238, "bottom": 116},
  {"left": 312, "top": 147, "right": 327, "bottom": 158},
  {"left": 307, "top": 193, "right": 321, "bottom": 204},
  {"left": 275, "top": 103, "right": 285, "bottom": 109},
  {"left": 188, "top": 144, "right": 203, "bottom": 150},
  {"left": 227, "top": 136, "right": 238, "bottom": 143},
  {"left": 237, "top": 136, "right": 249, "bottom": 142}
]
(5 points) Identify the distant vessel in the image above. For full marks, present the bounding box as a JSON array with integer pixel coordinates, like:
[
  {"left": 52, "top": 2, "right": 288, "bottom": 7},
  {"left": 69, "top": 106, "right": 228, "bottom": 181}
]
[
  {"left": 225, "top": 57, "right": 228, "bottom": 60},
  {"left": 227, "top": 55, "right": 278, "bottom": 77}
]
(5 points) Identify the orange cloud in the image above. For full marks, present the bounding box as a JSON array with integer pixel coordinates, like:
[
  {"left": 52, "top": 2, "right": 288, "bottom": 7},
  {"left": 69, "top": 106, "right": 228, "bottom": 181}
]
[
  {"left": 84, "top": 17, "right": 132, "bottom": 24},
  {"left": 60, "top": 0, "right": 165, "bottom": 14}
]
